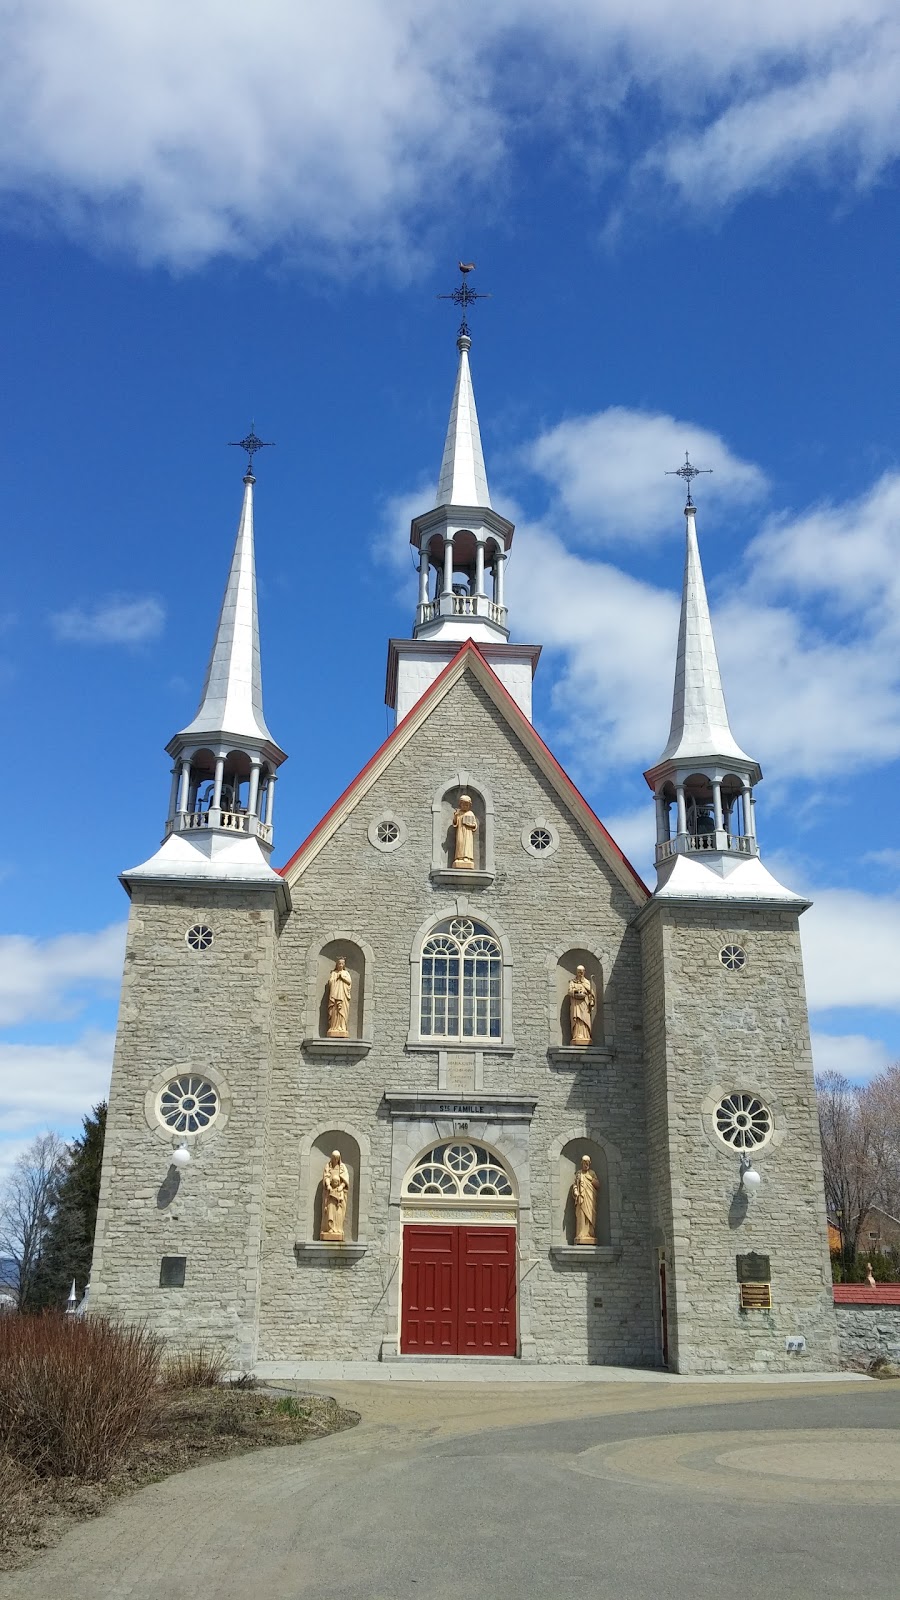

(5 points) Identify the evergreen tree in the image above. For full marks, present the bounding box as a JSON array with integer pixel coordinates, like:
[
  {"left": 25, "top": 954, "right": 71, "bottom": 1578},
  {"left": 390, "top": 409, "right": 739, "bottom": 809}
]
[{"left": 31, "top": 1103, "right": 107, "bottom": 1310}]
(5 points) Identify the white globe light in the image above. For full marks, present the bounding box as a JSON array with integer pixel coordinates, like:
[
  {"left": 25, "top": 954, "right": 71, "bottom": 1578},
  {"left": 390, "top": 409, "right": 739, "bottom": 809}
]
[
  {"left": 741, "top": 1166, "right": 761, "bottom": 1191},
  {"left": 172, "top": 1145, "right": 192, "bottom": 1169}
]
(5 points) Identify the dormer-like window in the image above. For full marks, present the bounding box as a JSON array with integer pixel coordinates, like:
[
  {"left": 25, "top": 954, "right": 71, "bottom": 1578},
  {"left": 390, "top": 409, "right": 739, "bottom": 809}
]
[{"left": 420, "top": 918, "right": 501, "bottom": 1040}]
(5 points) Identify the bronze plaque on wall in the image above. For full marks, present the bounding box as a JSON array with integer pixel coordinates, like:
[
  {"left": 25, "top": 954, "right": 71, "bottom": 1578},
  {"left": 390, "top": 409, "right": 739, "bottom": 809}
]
[
  {"left": 737, "top": 1252, "right": 771, "bottom": 1282},
  {"left": 740, "top": 1282, "right": 773, "bottom": 1311}
]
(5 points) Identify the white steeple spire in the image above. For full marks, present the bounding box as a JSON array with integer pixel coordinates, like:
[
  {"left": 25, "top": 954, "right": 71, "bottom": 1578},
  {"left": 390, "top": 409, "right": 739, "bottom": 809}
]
[
  {"left": 435, "top": 333, "right": 492, "bottom": 509},
  {"left": 178, "top": 473, "right": 274, "bottom": 745},
  {"left": 656, "top": 502, "right": 753, "bottom": 769},
  {"left": 123, "top": 456, "right": 286, "bottom": 891},
  {"left": 643, "top": 487, "right": 804, "bottom": 904},
  {"left": 385, "top": 297, "right": 541, "bottom": 725}
]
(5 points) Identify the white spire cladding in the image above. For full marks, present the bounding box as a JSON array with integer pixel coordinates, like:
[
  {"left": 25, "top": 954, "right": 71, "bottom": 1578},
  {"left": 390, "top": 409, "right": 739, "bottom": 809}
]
[
  {"left": 435, "top": 333, "right": 492, "bottom": 509},
  {"left": 644, "top": 491, "right": 803, "bottom": 905},
  {"left": 178, "top": 472, "right": 275, "bottom": 746},
  {"left": 123, "top": 460, "right": 287, "bottom": 892},
  {"left": 385, "top": 293, "right": 541, "bottom": 725},
  {"left": 657, "top": 502, "right": 753, "bottom": 769}
]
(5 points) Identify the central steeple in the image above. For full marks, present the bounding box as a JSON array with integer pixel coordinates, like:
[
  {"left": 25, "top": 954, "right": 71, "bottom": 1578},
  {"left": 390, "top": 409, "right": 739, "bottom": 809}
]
[
  {"left": 410, "top": 325, "right": 514, "bottom": 648},
  {"left": 435, "top": 331, "right": 492, "bottom": 509},
  {"left": 385, "top": 281, "right": 540, "bottom": 723}
]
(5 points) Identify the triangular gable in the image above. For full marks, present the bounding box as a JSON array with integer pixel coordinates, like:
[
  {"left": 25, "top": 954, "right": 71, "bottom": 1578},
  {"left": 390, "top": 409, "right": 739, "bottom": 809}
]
[{"left": 279, "top": 641, "right": 649, "bottom": 905}]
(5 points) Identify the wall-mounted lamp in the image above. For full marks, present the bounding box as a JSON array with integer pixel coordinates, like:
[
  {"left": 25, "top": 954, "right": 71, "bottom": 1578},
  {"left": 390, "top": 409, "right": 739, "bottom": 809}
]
[
  {"left": 171, "top": 1142, "right": 192, "bottom": 1170},
  {"left": 739, "top": 1154, "right": 761, "bottom": 1195}
]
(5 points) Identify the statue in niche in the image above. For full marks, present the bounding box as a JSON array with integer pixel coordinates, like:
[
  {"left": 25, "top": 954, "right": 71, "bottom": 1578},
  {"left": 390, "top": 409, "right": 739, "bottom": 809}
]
[
  {"left": 566, "top": 965, "right": 596, "bottom": 1046},
  {"left": 572, "top": 1154, "right": 601, "bottom": 1245},
  {"left": 452, "top": 794, "right": 478, "bottom": 869},
  {"left": 325, "top": 958, "right": 352, "bottom": 1038},
  {"left": 319, "top": 1150, "right": 350, "bottom": 1241}
]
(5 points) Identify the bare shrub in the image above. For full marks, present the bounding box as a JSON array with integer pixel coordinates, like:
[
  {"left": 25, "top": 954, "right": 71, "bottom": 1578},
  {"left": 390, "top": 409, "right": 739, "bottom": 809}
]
[
  {"left": 0, "top": 1450, "right": 44, "bottom": 1557},
  {"left": 162, "top": 1345, "right": 228, "bottom": 1390},
  {"left": 0, "top": 1314, "right": 163, "bottom": 1480}
]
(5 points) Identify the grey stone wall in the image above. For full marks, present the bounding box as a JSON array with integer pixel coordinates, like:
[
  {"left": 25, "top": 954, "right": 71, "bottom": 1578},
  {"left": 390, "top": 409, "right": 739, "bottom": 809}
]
[
  {"left": 90, "top": 884, "right": 280, "bottom": 1369},
  {"left": 836, "top": 1305, "right": 900, "bottom": 1367},
  {"left": 260, "top": 671, "right": 658, "bottom": 1366},
  {"left": 639, "top": 901, "right": 838, "bottom": 1374}
]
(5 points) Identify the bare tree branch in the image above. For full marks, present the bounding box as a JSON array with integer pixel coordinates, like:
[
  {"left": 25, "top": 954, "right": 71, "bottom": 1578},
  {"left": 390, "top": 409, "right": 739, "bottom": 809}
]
[
  {"left": 0, "top": 1132, "right": 68, "bottom": 1309},
  {"left": 817, "top": 1069, "right": 895, "bottom": 1277}
]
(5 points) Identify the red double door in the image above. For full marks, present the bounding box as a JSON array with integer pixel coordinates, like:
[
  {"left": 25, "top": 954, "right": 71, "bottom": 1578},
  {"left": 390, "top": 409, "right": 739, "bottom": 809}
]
[{"left": 401, "top": 1224, "right": 516, "bottom": 1355}]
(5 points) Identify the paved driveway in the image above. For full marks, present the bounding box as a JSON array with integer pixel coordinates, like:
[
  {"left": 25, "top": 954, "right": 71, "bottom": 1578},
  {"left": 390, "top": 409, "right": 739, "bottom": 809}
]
[{"left": 5, "top": 1378, "right": 899, "bottom": 1600}]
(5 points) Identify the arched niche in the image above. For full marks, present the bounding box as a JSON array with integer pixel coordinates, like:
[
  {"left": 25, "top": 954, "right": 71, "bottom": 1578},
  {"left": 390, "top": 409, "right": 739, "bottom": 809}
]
[
  {"left": 314, "top": 938, "right": 368, "bottom": 1040},
  {"left": 559, "top": 1138, "right": 611, "bottom": 1247},
  {"left": 555, "top": 948, "right": 604, "bottom": 1047},
  {"left": 431, "top": 771, "right": 495, "bottom": 879},
  {"left": 308, "top": 1129, "right": 362, "bottom": 1242}
]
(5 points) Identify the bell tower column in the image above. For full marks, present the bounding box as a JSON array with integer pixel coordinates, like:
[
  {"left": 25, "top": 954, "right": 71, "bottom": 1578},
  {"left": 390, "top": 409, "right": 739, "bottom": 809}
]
[{"left": 639, "top": 463, "right": 837, "bottom": 1374}]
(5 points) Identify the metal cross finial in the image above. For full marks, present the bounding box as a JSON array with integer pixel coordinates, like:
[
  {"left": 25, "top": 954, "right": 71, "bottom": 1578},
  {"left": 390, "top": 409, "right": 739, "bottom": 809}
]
[
  {"left": 228, "top": 424, "right": 274, "bottom": 477},
  {"left": 437, "top": 263, "right": 491, "bottom": 338},
  {"left": 666, "top": 450, "right": 712, "bottom": 507}
]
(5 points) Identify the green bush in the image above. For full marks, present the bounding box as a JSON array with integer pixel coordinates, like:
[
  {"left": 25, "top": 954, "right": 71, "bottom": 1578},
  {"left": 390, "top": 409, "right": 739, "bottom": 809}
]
[{"left": 831, "top": 1248, "right": 900, "bottom": 1284}]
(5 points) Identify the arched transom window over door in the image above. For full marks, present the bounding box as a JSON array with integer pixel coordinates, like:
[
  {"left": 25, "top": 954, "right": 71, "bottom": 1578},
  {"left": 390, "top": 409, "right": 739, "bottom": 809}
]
[
  {"left": 404, "top": 1143, "right": 514, "bottom": 1199},
  {"left": 420, "top": 919, "right": 501, "bottom": 1040}
]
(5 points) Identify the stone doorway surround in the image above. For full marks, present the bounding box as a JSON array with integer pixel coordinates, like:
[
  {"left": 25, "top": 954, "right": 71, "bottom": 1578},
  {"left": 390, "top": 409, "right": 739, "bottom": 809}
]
[{"left": 380, "top": 1091, "right": 537, "bottom": 1361}]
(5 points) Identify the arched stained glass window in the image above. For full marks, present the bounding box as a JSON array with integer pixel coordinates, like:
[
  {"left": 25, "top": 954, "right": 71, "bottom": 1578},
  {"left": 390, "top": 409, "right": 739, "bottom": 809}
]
[{"left": 420, "top": 920, "right": 501, "bottom": 1040}]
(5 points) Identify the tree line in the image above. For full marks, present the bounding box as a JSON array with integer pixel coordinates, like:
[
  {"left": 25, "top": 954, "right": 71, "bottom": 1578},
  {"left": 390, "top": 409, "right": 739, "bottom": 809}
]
[
  {"left": 0, "top": 1105, "right": 106, "bottom": 1310},
  {"left": 816, "top": 1065, "right": 900, "bottom": 1279}
]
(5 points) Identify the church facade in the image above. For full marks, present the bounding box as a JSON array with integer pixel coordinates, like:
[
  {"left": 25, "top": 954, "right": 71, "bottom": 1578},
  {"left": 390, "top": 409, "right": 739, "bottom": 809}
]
[{"left": 89, "top": 325, "right": 838, "bottom": 1373}]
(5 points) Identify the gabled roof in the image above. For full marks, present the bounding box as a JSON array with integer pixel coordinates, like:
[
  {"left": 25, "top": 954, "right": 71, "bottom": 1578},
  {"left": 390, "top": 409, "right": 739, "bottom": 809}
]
[{"left": 279, "top": 640, "right": 649, "bottom": 904}]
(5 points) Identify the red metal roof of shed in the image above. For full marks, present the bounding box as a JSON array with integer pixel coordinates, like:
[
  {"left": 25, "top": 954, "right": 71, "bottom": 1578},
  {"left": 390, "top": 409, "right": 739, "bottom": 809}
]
[{"left": 833, "top": 1284, "right": 900, "bottom": 1305}]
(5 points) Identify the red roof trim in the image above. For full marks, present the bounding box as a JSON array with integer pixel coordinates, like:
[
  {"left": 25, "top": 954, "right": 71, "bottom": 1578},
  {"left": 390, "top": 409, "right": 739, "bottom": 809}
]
[
  {"left": 833, "top": 1284, "right": 900, "bottom": 1304},
  {"left": 278, "top": 639, "right": 650, "bottom": 898}
]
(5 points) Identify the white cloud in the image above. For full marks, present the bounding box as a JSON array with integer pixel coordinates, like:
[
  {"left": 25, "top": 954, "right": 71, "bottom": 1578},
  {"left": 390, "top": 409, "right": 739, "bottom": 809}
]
[
  {"left": 864, "top": 849, "right": 900, "bottom": 872},
  {"left": 598, "top": 805, "right": 655, "bottom": 882},
  {"left": 714, "top": 595, "right": 900, "bottom": 780},
  {"left": 0, "top": 1030, "right": 115, "bottom": 1139},
  {"left": 50, "top": 596, "right": 165, "bottom": 644},
  {"left": 509, "top": 422, "right": 900, "bottom": 784},
  {"left": 0, "top": 3, "right": 897, "bottom": 267},
  {"left": 0, "top": 924, "right": 126, "bottom": 1027},
  {"left": 801, "top": 889, "right": 900, "bottom": 1012},
  {"left": 746, "top": 474, "right": 900, "bottom": 634},
  {"left": 526, "top": 408, "right": 766, "bottom": 545},
  {"left": 655, "top": 26, "right": 900, "bottom": 207},
  {"left": 510, "top": 521, "right": 678, "bottom": 775},
  {"left": 810, "top": 1031, "right": 892, "bottom": 1082}
]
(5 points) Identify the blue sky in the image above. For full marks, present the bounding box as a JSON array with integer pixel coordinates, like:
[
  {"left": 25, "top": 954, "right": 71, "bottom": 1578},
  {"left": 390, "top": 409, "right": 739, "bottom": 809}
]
[{"left": 3, "top": 0, "right": 900, "bottom": 1179}]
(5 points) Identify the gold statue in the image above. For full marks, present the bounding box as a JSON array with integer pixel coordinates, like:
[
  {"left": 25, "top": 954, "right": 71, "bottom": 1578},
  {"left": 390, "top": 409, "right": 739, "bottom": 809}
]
[
  {"left": 452, "top": 794, "right": 478, "bottom": 868},
  {"left": 566, "top": 965, "right": 596, "bottom": 1046},
  {"left": 572, "top": 1154, "right": 600, "bottom": 1245},
  {"left": 325, "top": 957, "right": 352, "bottom": 1038},
  {"left": 319, "top": 1150, "right": 350, "bottom": 1241}
]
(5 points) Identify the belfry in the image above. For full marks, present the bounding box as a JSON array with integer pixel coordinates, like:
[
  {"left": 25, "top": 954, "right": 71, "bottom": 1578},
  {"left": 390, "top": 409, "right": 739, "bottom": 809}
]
[{"left": 90, "top": 287, "right": 837, "bottom": 1374}]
